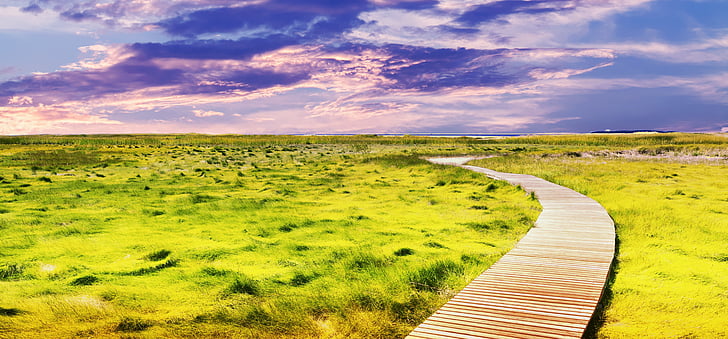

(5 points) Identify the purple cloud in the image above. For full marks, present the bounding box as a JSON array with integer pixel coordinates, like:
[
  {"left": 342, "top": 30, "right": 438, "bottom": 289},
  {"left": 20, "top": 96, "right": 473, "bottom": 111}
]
[
  {"left": 20, "top": 4, "right": 43, "bottom": 14},
  {"left": 130, "top": 36, "right": 299, "bottom": 60},
  {"left": 157, "top": 1, "right": 370, "bottom": 38},
  {"left": 457, "top": 0, "right": 574, "bottom": 26},
  {"left": 375, "top": 46, "right": 514, "bottom": 91},
  {"left": 18, "top": 0, "right": 261, "bottom": 28},
  {"left": 0, "top": 37, "right": 613, "bottom": 113},
  {"left": 435, "top": 25, "right": 481, "bottom": 36},
  {"left": 385, "top": 0, "right": 439, "bottom": 10},
  {"left": 0, "top": 64, "right": 184, "bottom": 106},
  {"left": 13, "top": 0, "right": 711, "bottom": 135},
  {"left": 222, "top": 69, "right": 311, "bottom": 90},
  {"left": 60, "top": 9, "right": 99, "bottom": 22},
  {"left": 157, "top": 0, "right": 440, "bottom": 38}
]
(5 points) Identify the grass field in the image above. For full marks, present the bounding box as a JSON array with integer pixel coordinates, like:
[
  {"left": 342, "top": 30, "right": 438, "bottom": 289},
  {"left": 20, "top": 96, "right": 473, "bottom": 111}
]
[
  {"left": 3, "top": 132, "right": 726, "bottom": 338},
  {"left": 471, "top": 133, "right": 728, "bottom": 338},
  {"left": 0, "top": 136, "right": 539, "bottom": 338}
]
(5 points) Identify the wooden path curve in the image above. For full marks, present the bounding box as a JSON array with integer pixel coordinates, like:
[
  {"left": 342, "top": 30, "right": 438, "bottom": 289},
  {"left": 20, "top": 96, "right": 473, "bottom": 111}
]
[{"left": 406, "top": 158, "right": 615, "bottom": 339}]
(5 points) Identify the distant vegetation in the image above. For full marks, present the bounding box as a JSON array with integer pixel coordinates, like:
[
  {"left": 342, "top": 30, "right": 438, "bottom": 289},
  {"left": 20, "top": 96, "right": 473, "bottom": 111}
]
[
  {"left": 494, "top": 132, "right": 728, "bottom": 147},
  {"left": 0, "top": 134, "right": 490, "bottom": 147}
]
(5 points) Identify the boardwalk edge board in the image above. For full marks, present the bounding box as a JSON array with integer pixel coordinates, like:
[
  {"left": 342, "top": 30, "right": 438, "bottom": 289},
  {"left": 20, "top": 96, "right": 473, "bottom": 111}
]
[{"left": 405, "top": 158, "right": 615, "bottom": 339}]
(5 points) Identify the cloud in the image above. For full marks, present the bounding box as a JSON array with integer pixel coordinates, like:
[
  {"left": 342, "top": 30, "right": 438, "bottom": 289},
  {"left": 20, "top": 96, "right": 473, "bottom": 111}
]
[
  {"left": 130, "top": 36, "right": 300, "bottom": 60},
  {"left": 20, "top": 4, "right": 43, "bottom": 14},
  {"left": 0, "top": 103, "right": 121, "bottom": 135},
  {"left": 593, "top": 37, "right": 728, "bottom": 63},
  {"left": 8, "top": 96, "right": 33, "bottom": 105},
  {"left": 192, "top": 109, "right": 224, "bottom": 117},
  {"left": 7, "top": 1, "right": 245, "bottom": 28},
  {"left": 156, "top": 0, "right": 443, "bottom": 39},
  {"left": 1, "top": 40, "right": 613, "bottom": 106},
  {"left": 61, "top": 45, "right": 136, "bottom": 71},
  {"left": 12, "top": 0, "right": 429, "bottom": 31},
  {"left": 156, "top": 0, "right": 371, "bottom": 38},
  {"left": 350, "top": 0, "right": 655, "bottom": 49},
  {"left": 0, "top": 36, "right": 616, "bottom": 134},
  {"left": 299, "top": 86, "right": 580, "bottom": 133},
  {"left": 60, "top": 9, "right": 99, "bottom": 22},
  {"left": 456, "top": 0, "right": 574, "bottom": 26},
  {"left": 528, "top": 61, "right": 614, "bottom": 80},
  {"left": 0, "top": 5, "right": 99, "bottom": 33}
]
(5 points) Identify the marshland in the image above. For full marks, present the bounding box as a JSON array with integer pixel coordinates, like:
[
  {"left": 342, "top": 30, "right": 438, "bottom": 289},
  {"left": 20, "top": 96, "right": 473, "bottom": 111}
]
[{"left": 1, "top": 133, "right": 727, "bottom": 338}]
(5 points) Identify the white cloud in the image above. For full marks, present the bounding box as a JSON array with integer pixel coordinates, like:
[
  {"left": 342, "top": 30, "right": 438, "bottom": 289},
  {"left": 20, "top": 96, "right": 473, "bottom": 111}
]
[
  {"left": 61, "top": 44, "right": 135, "bottom": 71},
  {"left": 528, "top": 62, "right": 614, "bottom": 80},
  {"left": 192, "top": 109, "right": 225, "bottom": 117},
  {"left": 8, "top": 96, "right": 33, "bottom": 105},
  {"left": 475, "top": 0, "right": 655, "bottom": 48},
  {"left": 0, "top": 103, "right": 121, "bottom": 135},
  {"left": 0, "top": 6, "right": 100, "bottom": 33},
  {"left": 531, "top": 72, "right": 728, "bottom": 106},
  {"left": 590, "top": 37, "right": 728, "bottom": 63},
  {"left": 350, "top": 0, "right": 656, "bottom": 50}
]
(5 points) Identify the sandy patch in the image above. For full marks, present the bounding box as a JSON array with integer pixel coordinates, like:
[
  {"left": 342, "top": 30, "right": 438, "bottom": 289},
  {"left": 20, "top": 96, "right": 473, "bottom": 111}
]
[{"left": 427, "top": 156, "right": 493, "bottom": 165}]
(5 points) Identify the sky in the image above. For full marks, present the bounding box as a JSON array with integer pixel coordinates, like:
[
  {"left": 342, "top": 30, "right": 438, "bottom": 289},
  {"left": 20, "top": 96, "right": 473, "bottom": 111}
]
[{"left": 0, "top": 0, "right": 727, "bottom": 135}]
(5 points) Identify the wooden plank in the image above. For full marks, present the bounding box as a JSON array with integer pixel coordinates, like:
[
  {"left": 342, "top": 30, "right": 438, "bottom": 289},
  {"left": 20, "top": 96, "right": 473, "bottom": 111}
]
[{"left": 406, "top": 159, "right": 615, "bottom": 339}]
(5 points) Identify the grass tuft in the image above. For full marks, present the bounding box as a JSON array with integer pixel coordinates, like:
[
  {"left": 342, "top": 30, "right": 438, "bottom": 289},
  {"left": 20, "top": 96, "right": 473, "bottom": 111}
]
[
  {"left": 363, "top": 154, "right": 428, "bottom": 168},
  {"left": 9, "top": 188, "right": 26, "bottom": 195},
  {"left": 190, "top": 193, "right": 217, "bottom": 204},
  {"left": 144, "top": 249, "right": 171, "bottom": 261},
  {"left": 0, "top": 263, "right": 24, "bottom": 280},
  {"left": 69, "top": 275, "right": 99, "bottom": 286},
  {"left": 143, "top": 209, "right": 165, "bottom": 216},
  {"left": 347, "top": 252, "right": 389, "bottom": 271},
  {"left": 408, "top": 260, "right": 464, "bottom": 292},
  {"left": 278, "top": 223, "right": 296, "bottom": 232},
  {"left": 461, "top": 220, "right": 512, "bottom": 231},
  {"left": 193, "top": 249, "right": 230, "bottom": 261},
  {"left": 122, "top": 259, "right": 179, "bottom": 276},
  {"left": 200, "top": 267, "right": 230, "bottom": 276},
  {"left": 423, "top": 241, "right": 447, "bottom": 248},
  {"left": 391, "top": 293, "right": 438, "bottom": 325},
  {"left": 289, "top": 272, "right": 316, "bottom": 286},
  {"left": 293, "top": 245, "right": 310, "bottom": 251},
  {"left": 226, "top": 275, "right": 260, "bottom": 295},
  {"left": 394, "top": 248, "right": 415, "bottom": 256},
  {"left": 115, "top": 316, "right": 153, "bottom": 332}
]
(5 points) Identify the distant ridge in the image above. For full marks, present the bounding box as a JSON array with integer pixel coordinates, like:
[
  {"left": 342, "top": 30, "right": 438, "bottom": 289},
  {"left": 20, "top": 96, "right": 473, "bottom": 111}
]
[{"left": 590, "top": 129, "right": 674, "bottom": 134}]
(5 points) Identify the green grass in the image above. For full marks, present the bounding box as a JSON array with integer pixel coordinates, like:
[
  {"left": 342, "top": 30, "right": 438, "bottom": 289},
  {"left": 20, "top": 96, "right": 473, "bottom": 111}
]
[
  {"left": 0, "top": 135, "right": 539, "bottom": 338},
  {"left": 470, "top": 138, "right": 728, "bottom": 338},
  {"left": 8, "top": 132, "right": 721, "bottom": 337}
]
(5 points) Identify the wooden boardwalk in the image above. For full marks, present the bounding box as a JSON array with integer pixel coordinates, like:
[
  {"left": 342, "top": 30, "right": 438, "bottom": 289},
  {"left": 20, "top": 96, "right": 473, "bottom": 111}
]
[{"left": 406, "top": 158, "right": 615, "bottom": 339}]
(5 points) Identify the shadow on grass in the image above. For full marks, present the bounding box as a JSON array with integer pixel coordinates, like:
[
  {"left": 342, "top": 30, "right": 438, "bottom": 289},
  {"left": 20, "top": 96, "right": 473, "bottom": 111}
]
[
  {"left": 583, "top": 231, "right": 621, "bottom": 338},
  {"left": 120, "top": 259, "right": 179, "bottom": 276},
  {"left": 0, "top": 307, "right": 24, "bottom": 316}
]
